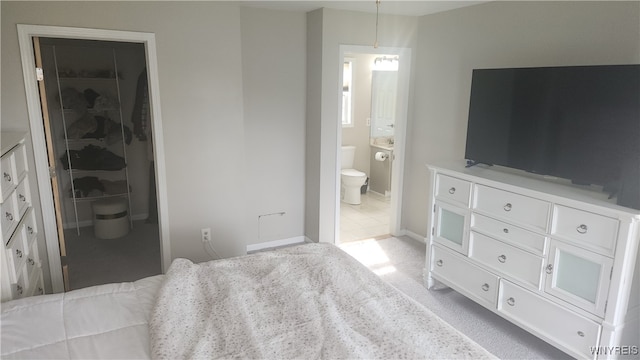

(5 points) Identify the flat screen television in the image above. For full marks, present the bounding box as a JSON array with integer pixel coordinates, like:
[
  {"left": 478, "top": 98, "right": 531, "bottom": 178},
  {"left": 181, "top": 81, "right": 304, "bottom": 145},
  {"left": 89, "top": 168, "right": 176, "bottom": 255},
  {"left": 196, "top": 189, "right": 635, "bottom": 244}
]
[{"left": 465, "top": 64, "right": 640, "bottom": 207}]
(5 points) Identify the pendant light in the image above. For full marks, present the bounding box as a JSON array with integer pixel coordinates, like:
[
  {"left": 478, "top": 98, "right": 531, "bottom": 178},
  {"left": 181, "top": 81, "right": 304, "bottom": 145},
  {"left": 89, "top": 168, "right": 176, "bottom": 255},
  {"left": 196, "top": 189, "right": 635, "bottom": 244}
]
[{"left": 374, "top": 0, "right": 381, "bottom": 48}]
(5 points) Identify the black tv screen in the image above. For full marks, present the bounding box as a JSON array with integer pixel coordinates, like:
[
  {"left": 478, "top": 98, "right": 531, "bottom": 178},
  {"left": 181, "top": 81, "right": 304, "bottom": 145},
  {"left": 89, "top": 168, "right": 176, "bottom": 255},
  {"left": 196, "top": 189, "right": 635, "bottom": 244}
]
[{"left": 465, "top": 65, "right": 640, "bottom": 192}]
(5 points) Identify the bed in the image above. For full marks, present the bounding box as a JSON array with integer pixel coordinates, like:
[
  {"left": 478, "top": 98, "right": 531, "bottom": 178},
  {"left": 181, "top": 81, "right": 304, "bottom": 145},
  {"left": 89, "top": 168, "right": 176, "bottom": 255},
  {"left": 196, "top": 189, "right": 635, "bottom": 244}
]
[{"left": 1, "top": 243, "right": 496, "bottom": 359}]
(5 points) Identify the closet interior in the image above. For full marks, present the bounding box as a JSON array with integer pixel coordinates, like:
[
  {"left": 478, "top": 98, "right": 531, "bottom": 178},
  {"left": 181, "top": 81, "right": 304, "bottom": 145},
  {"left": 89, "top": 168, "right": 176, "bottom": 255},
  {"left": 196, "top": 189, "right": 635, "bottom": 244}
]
[{"left": 39, "top": 38, "right": 161, "bottom": 290}]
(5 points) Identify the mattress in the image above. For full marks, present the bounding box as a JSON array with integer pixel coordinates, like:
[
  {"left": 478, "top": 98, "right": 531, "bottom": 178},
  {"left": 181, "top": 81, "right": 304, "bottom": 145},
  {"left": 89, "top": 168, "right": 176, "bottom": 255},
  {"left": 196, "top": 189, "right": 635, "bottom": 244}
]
[{"left": 1, "top": 243, "right": 496, "bottom": 359}]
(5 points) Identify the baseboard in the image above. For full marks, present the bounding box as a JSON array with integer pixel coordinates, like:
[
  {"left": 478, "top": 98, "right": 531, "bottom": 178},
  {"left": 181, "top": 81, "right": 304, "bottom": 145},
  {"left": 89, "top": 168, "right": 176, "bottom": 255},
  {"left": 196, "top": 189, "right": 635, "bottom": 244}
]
[
  {"left": 63, "top": 213, "right": 149, "bottom": 229},
  {"left": 246, "top": 236, "right": 308, "bottom": 254},
  {"left": 402, "top": 229, "right": 427, "bottom": 244}
]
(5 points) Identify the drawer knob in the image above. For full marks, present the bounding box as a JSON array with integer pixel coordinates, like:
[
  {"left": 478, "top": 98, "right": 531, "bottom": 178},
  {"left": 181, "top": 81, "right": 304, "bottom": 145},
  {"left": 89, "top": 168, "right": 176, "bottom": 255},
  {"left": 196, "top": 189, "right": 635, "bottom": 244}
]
[
  {"left": 3, "top": 172, "right": 12, "bottom": 182},
  {"left": 16, "top": 249, "right": 23, "bottom": 258},
  {"left": 481, "top": 283, "right": 490, "bottom": 292},
  {"left": 436, "top": 259, "right": 444, "bottom": 267},
  {"left": 577, "top": 331, "right": 585, "bottom": 337},
  {"left": 6, "top": 212, "right": 14, "bottom": 221},
  {"left": 498, "top": 254, "right": 507, "bottom": 263},
  {"left": 576, "top": 224, "right": 588, "bottom": 234},
  {"left": 503, "top": 228, "right": 509, "bottom": 234},
  {"left": 448, "top": 187, "right": 456, "bottom": 194},
  {"left": 503, "top": 203, "right": 512, "bottom": 211},
  {"left": 507, "top": 297, "right": 515, "bottom": 306},
  {"left": 545, "top": 264, "right": 554, "bottom": 274}
]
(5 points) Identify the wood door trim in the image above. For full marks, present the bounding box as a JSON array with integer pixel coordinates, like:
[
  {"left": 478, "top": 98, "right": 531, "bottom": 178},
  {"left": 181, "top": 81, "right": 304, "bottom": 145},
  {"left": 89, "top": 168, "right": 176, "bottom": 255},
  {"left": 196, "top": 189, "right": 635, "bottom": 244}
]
[{"left": 33, "top": 37, "right": 70, "bottom": 291}]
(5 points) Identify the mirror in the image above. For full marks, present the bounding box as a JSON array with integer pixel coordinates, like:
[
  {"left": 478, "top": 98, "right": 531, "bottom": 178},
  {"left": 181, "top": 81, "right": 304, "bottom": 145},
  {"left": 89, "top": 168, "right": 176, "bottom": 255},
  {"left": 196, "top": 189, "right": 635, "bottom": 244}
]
[{"left": 370, "top": 66, "right": 398, "bottom": 139}]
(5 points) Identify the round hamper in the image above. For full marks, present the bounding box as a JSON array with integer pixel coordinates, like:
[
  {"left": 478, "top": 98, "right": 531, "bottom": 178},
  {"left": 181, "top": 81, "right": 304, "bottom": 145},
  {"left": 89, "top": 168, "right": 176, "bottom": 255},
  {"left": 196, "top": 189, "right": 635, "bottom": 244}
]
[{"left": 91, "top": 198, "right": 130, "bottom": 239}]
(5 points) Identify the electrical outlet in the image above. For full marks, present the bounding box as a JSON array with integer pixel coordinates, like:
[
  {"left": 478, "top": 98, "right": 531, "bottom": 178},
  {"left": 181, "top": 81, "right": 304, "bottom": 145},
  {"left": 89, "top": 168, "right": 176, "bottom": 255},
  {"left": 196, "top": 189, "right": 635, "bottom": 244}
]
[{"left": 201, "top": 228, "right": 211, "bottom": 243}]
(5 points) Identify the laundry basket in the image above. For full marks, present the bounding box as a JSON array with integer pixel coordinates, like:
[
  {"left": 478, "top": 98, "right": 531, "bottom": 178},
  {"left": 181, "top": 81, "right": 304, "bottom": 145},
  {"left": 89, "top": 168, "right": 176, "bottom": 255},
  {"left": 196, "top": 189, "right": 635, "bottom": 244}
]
[{"left": 92, "top": 198, "right": 130, "bottom": 239}]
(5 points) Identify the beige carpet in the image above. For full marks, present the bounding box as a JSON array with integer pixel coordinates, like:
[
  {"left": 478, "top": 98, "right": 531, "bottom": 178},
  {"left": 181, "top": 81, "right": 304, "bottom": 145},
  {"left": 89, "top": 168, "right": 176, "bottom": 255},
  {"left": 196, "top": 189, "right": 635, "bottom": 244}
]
[
  {"left": 339, "top": 236, "right": 571, "bottom": 360},
  {"left": 64, "top": 220, "right": 162, "bottom": 290}
]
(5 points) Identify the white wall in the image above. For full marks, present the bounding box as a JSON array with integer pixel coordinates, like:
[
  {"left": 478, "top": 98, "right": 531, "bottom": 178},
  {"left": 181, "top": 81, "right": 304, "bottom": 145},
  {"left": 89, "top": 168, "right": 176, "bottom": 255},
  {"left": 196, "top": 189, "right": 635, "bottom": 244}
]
[
  {"left": 1, "top": 1, "right": 308, "bottom": 276},
  {"left": 342, "top": 53, "right": 377, "bottom": 176},
  {"left": 240, "top": 7, "right": 307, "bottom": 244},
  {"left": 403, "top": 1, "right": 640, "bottom": 237}
]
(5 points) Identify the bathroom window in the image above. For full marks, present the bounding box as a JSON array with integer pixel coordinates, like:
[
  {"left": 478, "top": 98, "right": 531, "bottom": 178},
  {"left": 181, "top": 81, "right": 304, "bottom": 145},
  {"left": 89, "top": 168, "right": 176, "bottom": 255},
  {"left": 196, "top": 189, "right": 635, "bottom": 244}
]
[{"left": 342, "top": 59, "right": 354, "bottom": 127}]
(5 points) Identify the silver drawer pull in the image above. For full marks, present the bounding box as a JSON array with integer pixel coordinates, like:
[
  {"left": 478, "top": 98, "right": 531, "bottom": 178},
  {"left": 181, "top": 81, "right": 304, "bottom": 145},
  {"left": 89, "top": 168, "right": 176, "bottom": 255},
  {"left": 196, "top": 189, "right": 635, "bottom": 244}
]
[
  {"left": 28, "top": 258, "right": 35, "bottom": 266},
  {"left": 576, "top": 224, "right": 588, "bottom": 234},
  {"left": 38, "top": 287, "right": 44, "bottom": 295},
  {"left": 503, "top": 203, "right": 512, "bottom": 211},
  {"left": 577, "top": 331, "right": 585, "bottom": 337},
  {"left": 481, "top": 283, "right": 490, "bottom": 292},
  {"left": 3, "top": 172, "right": 11, "bottom": 182},
  {"left": 436, "top": 259, "right": 443, "bottom": 267},
  {"left": 498, "top": 255, "right": 507, "bottom": 263},
  {"left": 19, "top": 194, "right": 26, "bottom": 202},
  {"left": 6, "top": 212, "right": 14, "bottom": 221},
  {"left": 27, "top": 226, "right": 34, "bottom": 235},
  {"left": 16, "top": 249, "right": 23, "bottom": 258},
  {"left": 16, "top": 285, "right": 23, "bottom": 295},
  {"left": 503, "top": 228, "right": 509, "bottom": 234},
  {"left": 545, "top": 264, "right": 554, "bottom": 274},
  {"left": 507, "top": 297, "right": 515, "bottom": 306},
  {"left": 448, "top": 187, "right": 456, "bottom": 194}
]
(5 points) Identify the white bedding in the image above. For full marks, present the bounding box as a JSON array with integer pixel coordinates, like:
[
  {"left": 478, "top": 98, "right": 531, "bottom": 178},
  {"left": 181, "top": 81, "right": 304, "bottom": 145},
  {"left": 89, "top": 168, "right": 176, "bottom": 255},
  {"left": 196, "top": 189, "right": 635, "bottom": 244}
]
[
  {"left": 2, "top": 243, "right": 496, "bottom": 359},
  {"left": 1, "top": 275, "right": 162, "bottom": 359},
  {"left": 150, "top": 243, "right": 495, "bottom": 359}
]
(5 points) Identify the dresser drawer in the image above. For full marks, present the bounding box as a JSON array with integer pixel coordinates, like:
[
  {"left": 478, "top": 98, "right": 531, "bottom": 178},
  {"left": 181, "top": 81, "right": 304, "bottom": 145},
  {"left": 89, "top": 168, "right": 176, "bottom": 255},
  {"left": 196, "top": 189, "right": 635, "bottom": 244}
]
[
  {"left": 12, "top": 268, "right": 29, "bottom": 299},
  {"left": 471, "top": 213, "right": 547, "bottom": 255},
  {"left": 469, "top": 232, "right": 544, "bottom": 289},
  {"left": 431, "top": 245, "right": 499, "bottom": 308},
  {"left": 1, "top": 191, "right": 19, "bottom": 240},
  {"left": 15, "top": 176, "right": 31, "bottom": 217},
  {"left": 473, "top": 185, "right": 550, "bottom": 232},
  {"left": 1, "top": 152, "right": 16, "bottom": 201},
  {"left": 551, "top": 205, "right": 619, "bottom": 256},
  {"left": 13, "top": 143, "right": 28, "bottom": 180},
  {"left": 498, "top": 280, "right": 601, "bottom": 359},
  {"left": 22, "top": 209, "right": 37, "bottom": 241},
  {"left": 6, "top": 228, "right": 28, "bottom": 283},
  {"left": 435, "top": 174, "right": 471, "bottom": 207}
]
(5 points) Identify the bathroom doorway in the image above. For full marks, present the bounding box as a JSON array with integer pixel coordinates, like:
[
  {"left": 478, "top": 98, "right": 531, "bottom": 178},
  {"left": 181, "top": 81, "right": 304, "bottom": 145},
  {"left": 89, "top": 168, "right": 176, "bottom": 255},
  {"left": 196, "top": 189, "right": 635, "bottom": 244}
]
[{"left": 336, "top": 45, "right": 411, "bottom": 244}]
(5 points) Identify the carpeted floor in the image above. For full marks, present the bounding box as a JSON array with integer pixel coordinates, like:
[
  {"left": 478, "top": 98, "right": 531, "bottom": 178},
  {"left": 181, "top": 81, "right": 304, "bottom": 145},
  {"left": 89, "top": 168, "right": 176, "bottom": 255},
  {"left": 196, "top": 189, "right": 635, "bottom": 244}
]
[
  {"left": 339, "top": 236, "right": 572, "bottom": 360},
  {"left": 64, "top": 220, "right": 162, "bottom": 290}
]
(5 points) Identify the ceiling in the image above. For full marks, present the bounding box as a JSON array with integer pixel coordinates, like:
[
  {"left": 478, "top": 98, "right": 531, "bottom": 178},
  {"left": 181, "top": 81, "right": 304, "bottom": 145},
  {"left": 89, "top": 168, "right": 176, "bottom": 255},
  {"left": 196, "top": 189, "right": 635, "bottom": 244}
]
[{"left": 239, "top": 1, "right": 488, "bottom": 16}]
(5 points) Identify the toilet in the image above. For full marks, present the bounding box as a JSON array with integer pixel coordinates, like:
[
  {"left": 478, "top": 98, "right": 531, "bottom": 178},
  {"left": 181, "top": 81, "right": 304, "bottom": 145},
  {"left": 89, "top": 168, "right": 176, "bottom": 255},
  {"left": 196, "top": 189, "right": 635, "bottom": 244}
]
[{"left": 341, "top": 146, "right": 368, "bottom": 205}]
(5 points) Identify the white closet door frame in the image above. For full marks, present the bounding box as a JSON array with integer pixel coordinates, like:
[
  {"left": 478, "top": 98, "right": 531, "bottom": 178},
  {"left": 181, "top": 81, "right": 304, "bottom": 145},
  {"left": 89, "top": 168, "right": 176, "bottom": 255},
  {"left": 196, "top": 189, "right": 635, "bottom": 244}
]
[{"left": 17, "top": 24, "right": 171, "bottom": 293}]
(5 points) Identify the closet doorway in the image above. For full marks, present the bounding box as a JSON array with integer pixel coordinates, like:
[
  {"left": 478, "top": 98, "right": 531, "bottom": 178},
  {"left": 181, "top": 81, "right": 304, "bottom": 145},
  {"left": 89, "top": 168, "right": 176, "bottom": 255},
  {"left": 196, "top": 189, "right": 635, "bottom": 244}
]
[{"left": 17, "top": 25, "right": 171, "bottom": 294}]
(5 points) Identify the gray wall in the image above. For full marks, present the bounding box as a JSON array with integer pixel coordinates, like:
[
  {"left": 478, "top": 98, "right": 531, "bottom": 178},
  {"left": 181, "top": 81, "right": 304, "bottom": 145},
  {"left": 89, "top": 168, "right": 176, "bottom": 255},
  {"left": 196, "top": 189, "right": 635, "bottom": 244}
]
[
  {"left": 1, "top": 2, "right": 307, "bottom": 272},
  {"left": 403, "top": 1, "right": 640, "bottom": 237}
]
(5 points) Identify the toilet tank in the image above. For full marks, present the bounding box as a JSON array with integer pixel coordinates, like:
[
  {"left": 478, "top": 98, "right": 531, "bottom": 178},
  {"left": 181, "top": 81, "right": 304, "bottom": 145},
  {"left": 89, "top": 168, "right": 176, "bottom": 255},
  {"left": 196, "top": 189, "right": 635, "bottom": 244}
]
[{"left": 341, "top": 146, "right": 356, "bottom": 169}]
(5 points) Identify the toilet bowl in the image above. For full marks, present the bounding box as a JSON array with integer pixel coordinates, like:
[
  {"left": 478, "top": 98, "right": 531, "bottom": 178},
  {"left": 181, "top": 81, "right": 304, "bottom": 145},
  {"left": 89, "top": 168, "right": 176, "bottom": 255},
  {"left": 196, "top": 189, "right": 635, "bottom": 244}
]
[{"left": 341, "top": 146, "right": 367, "bottom": 205}]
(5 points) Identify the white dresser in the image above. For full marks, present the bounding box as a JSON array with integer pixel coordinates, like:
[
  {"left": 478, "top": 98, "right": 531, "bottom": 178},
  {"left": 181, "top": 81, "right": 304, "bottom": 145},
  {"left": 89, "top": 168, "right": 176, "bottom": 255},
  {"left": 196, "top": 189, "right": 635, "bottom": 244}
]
[
  {"left": 1, "top": 132, "right": 44, "bottom": 302},
  {"left": 425, "top": 162, "right": 639, "bottom": 360}
]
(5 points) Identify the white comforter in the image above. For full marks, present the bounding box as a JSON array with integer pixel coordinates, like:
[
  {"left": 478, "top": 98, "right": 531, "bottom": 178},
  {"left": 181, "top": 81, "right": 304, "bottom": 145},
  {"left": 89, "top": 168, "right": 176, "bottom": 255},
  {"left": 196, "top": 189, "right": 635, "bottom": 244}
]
[
  {"left": 150, "top": 243, "right": 495, "bottom": 359},
  {"left": 1, "top": 275, "right": 162, "bottom": 359}
]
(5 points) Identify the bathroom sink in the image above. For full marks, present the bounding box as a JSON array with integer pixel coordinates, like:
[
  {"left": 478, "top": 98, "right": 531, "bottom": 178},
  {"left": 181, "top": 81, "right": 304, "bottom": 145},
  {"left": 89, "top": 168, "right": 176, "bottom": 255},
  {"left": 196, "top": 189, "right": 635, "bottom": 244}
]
[{"left": 371, "top": 138, "right": 394, "bottom": 151}]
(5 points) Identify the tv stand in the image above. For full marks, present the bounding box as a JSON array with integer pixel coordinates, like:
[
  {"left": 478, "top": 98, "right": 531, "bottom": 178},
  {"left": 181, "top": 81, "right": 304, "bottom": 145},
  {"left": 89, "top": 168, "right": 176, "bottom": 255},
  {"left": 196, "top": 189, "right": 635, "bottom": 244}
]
[
  {"left": 424, "top": 161, "right": 640, "bottom": 359},
  {"left": 465, "top": 160, "right": 491, "bottom": 168}
]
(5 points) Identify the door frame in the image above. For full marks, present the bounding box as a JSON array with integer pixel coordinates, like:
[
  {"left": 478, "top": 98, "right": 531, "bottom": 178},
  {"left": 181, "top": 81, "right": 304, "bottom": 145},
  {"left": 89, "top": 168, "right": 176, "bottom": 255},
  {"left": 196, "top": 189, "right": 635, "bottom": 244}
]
[
  {"left": 17, "top": 24, "right": 171, "bottom": 293},
  {"left": 335, "top": 44, "right": 412, "bottom": 243}
]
